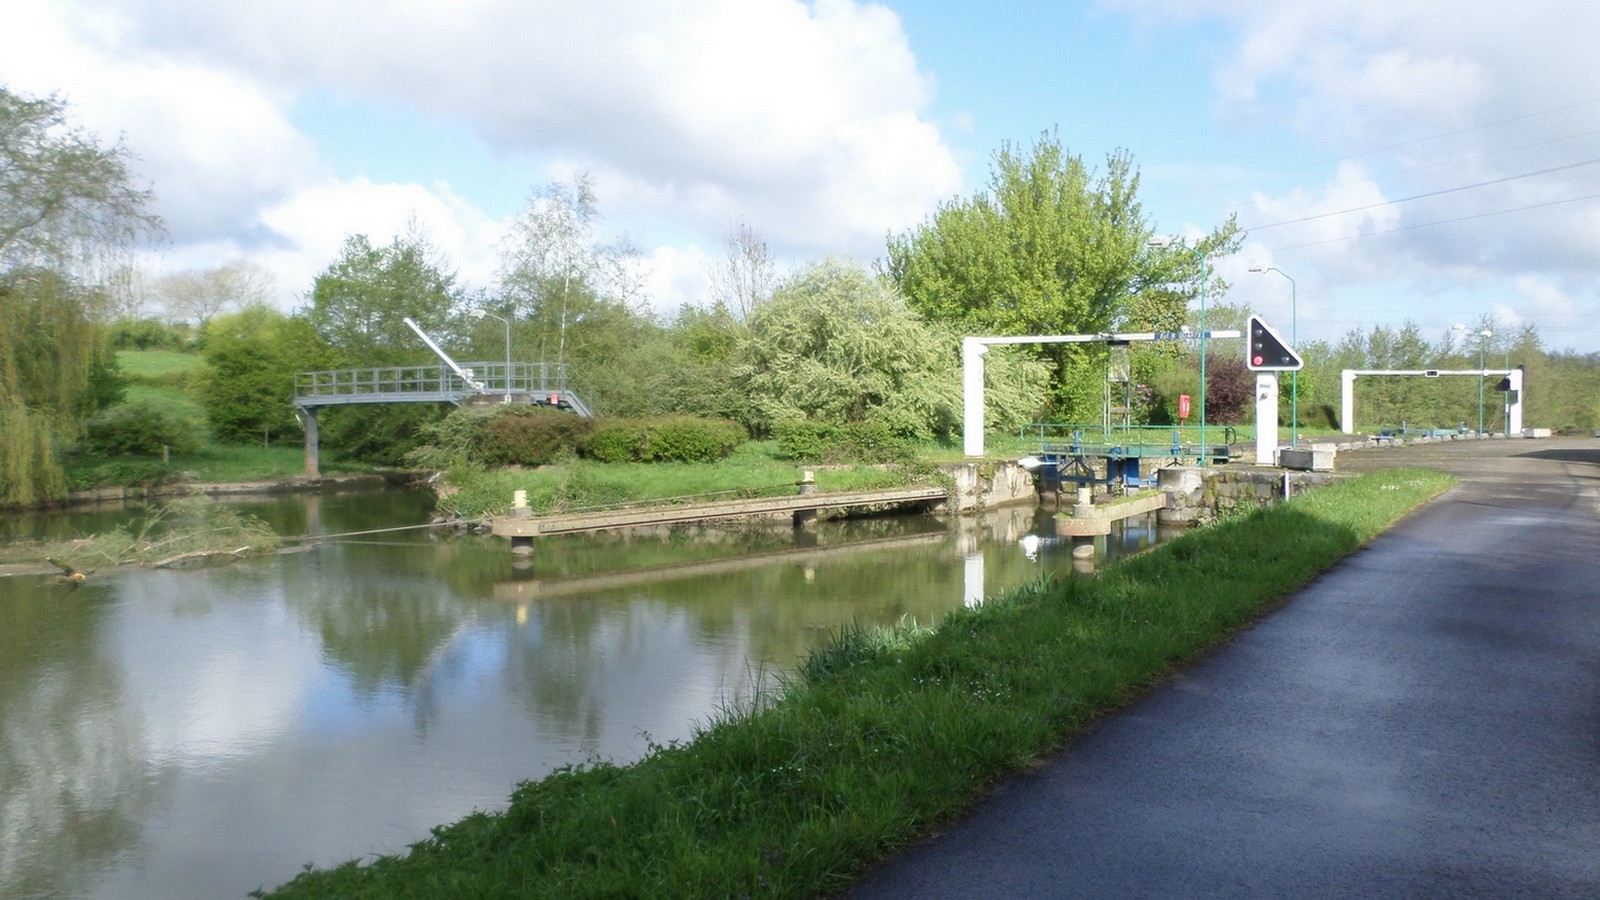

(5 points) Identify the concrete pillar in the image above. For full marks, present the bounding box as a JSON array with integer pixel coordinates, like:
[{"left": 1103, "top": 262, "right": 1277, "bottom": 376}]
[
  {"left": 1255, "top": 373, "right": 1279, "bottom": 465},
  {"left": 962, "top": 338, "right": 988, "bottom": 457},
  {"left": 1341, "top": 370, "right": 1357, "bottom": 434},
  {"left": 793, "top": 471, "right": 818, "bottom": 528},
  {"left": 302, "top": 407, "right": 320, "bottom": 478},
  {"left": 1508, "top": 368, "right": 1524, "bottom": 434},
  {"left": 509, "top": 489, "right": 534, "bottom": 555}
]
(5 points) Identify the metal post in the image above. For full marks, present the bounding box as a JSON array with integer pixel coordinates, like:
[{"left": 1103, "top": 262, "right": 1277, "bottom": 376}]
[{"left": 1150, "top": 237, "right": 1208, "bottom": 464}]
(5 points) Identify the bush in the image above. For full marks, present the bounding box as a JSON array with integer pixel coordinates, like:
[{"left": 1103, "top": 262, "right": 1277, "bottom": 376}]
[
  {"left": 773, "top": 420, "right": 914, "bottom": 464},
  {"left": 480, "top": 407, "right": 594, "bottom": 466},
  {"left": 409, "top": 405, "right": 595, "bottom": 468},
  {"left": 81, "top": 402, "right": 198, "bottom": 456},
  {"left": 579, "top": 416, "right": 747, "bottom": 464}
]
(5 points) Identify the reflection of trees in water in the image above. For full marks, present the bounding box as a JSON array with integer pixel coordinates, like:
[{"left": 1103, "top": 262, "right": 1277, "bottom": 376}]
[
  {"left": 0, "top": 579, "right": 162, "bottom": 899},
  {"left": 284, "top": 561, "right": 469, "bottom": 698}
]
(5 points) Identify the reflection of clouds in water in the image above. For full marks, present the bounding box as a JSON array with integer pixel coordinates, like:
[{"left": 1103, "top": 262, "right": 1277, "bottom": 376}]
[{"left": 112, "top": 571, "right": 322, "bottom": 770}]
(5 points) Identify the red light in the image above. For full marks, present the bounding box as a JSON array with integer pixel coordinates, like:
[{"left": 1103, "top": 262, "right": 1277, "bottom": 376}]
[{"left": 1252, "top": 355, "right": 1264, "bottom": 366}]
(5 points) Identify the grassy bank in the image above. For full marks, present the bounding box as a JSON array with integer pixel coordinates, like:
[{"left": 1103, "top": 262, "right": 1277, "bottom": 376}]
[
  {"left": 262, "top": 467, "right": 1453, "bottom": 899},
  {"left": 438, "top": 441, "right": 938, "bottom": 519}
]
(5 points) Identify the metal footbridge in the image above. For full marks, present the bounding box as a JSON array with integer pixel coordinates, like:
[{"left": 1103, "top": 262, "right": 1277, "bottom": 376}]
[
  {"left": 291, "top": 361, "right": 596, "bottom": 477},
  {"left": 293, "top": 362, "right": 594, "bottom": 416}
]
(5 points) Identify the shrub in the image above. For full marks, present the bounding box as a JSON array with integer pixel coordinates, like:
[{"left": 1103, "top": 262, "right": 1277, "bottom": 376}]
[
  {"left": 410, "top": 405, "right": 595, "bottom": 468},
  {"left": 579, "top": 416, "right": 747, "bottom": 464},
  {"left": 81, "top": 402, "right": 198, "bottom": 456},
  {"left": 480, "top": 407, "right": 594, "bottom": 466},
  {"left": 580, "top": 420, "right": 649, "bottom": 464},
  {"left": 773, "top": 420, "right": 914, "bottom": 464}
]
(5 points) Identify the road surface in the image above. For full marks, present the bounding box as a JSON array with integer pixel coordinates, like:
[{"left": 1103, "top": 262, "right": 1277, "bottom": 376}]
[{"left": 848, "top": 437, "right": 1600, "bottom": 898}]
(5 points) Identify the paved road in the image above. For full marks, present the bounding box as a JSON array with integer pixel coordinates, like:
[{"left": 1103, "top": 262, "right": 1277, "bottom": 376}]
[{"left": 849, "top": 438, "right": 1600, "bottom": 898}]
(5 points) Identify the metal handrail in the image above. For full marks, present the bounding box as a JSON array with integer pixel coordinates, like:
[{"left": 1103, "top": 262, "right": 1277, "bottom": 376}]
[{"left": 294, "top": 361, "right": 597, "bottom": 414}]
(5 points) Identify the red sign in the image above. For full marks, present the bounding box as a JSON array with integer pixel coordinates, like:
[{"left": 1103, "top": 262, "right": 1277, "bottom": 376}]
[{"left": 1178, "top": 394, "right": 1191, "bottom": 420}]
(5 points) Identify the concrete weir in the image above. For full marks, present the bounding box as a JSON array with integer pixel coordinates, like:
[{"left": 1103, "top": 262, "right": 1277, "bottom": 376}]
[{"left": 489, "top": 462, "right": 1040, "bottom": 553}]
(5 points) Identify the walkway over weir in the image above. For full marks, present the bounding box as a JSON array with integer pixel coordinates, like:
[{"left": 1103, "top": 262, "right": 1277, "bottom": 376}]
[{"left": 292, "top": 361, "right": 595, "bottom": 476}]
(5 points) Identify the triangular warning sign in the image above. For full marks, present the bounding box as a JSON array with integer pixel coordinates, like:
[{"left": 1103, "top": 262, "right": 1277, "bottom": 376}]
[{"left": 1246, "top": 315, "right": 1303, "bottom": 371}]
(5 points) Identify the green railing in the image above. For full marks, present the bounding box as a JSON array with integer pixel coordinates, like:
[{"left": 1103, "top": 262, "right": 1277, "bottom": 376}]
[{"left": 1021, "top": 423, "right": 1253, "bottom": 460}]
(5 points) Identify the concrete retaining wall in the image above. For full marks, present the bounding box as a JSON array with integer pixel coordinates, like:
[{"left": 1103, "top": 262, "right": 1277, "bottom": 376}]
[
  {"left": 941, "top": 462, "right": 1038, "bottom": 512},
  {"left": 1157, "top": 467, "right": 1338, "bottom": 525}
]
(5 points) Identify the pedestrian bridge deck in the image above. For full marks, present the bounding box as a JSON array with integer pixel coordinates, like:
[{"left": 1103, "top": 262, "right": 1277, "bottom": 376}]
[{"left": 293, "top": 361, "right": 593, "bottom": 416}]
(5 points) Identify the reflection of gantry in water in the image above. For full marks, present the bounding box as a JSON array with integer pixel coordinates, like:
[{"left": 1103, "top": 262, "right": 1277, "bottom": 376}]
[{"left": 492, "top": 532, "right": 948, "bottom": 603}]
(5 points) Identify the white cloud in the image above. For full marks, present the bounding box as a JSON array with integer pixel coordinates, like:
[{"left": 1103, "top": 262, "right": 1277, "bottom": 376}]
[{"left": 7, "top": 0, "right": 958, "bottom": 314}]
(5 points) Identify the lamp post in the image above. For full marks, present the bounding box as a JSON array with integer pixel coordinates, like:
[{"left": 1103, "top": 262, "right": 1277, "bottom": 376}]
[
  {"left": 1452, "top": 324, "right": 1493, "bottom": 434},
  {"left": 471, "top": 308, "right": 512, "bottom": 403},
  {"left": 1148, "top": 235, "right": 1208, "bottom": 464},
  {"left": 1248, "top": 264, "right": 1297, "bottom": 448}
]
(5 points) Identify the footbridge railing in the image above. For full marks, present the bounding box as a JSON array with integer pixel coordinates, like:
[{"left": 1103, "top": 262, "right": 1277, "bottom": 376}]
[
  {"left": 294, "top": 361, "right": 595, "bottom": 417},
  {"left": 292, "top": 361, "right": 597, "bottom": 478}
]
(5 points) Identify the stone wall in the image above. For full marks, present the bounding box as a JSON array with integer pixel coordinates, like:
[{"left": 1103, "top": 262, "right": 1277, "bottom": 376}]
[{"left": 1157, "top": 467, "right": 1338, "bottom": 525}]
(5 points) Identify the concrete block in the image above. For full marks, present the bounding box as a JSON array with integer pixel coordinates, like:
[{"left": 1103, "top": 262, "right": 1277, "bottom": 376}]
[
  {"left": 1524, "top": 428, "right": 1552, "bottom": 439},
  {"left": 1279, "top": 445, "right": 1335, "bottom": 472}
]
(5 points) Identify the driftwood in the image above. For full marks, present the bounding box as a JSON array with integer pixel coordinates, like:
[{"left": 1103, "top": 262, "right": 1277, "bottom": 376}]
[{"left": 150, "top": 546, "right": 253, "bottom": 569}]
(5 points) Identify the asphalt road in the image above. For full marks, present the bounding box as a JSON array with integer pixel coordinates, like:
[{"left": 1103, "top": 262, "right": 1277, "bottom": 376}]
[{"left": 848, "top": 437, "right": 1600, "bottom": 898}]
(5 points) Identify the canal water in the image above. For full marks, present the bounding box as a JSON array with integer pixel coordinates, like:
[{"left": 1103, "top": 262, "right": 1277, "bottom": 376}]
[{"left": 0, "top": 488, "right": 1167, "bottom": 899}]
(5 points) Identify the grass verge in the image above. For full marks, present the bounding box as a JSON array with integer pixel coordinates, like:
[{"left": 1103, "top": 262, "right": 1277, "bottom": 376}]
[
  {"left": 261, "top": 467, "right": 1452, "bottom": 899},
  {"left": 437, "top": 441, "right": 938, "bottom": 519}
]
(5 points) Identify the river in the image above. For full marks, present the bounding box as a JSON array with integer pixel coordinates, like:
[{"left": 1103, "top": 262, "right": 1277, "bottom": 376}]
[{"left": 0, "top": 487, "right": 1166, "bottom": 899}]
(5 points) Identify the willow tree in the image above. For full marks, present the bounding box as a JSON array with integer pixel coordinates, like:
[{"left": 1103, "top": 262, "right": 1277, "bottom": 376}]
[
  {"left": 0, "top": 87, "right": 159, "bottom": 504},
  {"left": 885, "top": 132, "right": 1240, "bottom": 420}
]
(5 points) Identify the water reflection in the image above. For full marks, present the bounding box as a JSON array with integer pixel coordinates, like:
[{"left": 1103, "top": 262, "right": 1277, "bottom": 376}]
[{"left": 0, "top": 491, "right": 1171, "bottom": 900}]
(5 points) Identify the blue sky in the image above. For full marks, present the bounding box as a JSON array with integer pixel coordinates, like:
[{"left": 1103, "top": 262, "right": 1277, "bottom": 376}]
[{"left": 4, "top": 0, "right": 1597, "bottom": 353}]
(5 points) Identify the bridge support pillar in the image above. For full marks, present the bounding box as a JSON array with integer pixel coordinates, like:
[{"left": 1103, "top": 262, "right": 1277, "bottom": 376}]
[{"left": 302, "top": 407, "right": 320, "bottom": 478}]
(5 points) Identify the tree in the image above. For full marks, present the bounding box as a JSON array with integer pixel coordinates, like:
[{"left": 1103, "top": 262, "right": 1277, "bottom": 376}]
[
  {"left": 304, "top": 229, "right": 462, "bottom": 366},
  {"left": 0, "top": 87, "right": 161, "bottom": 273},
  {"left": 159, "top": 260, "right": 274, "bottom": 327},
  {"left": 707, "top": 220, "right": 776, "bottom": 325},
  {"left": 733, "top": 260, "right": 965, "bottom": 438},
  {"left": 196, "top": 303, "right": 330, "bottom": 445},
  {"left": 301, "top": 228, "right": 466, "bottom": 464},
  {"left": 0, "top": 268, "right": 121, "bottom": 504},
  {"left": 885, "top": 132, "right": 1241, "bottom": 420},
  {"left": 0, "top": 88, "right": 157, "bottom": 503},
  {"left": 498, "top": 172, "right": 645, "bottom": 369}
]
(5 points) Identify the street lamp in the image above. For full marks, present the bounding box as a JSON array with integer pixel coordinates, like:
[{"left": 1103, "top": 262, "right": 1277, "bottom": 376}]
[
  {"left": 471, "top": 308, "right": 513, "bottom": 403},
  {"left": 1248, "top": 264, "right": 1298, "bottom": 448},
  {"left": 1452, "top": 324, "right": 1493, "bottom": 435},
  {"left": 1148, "top": 235, "right": 1208, "bottom": 464}
]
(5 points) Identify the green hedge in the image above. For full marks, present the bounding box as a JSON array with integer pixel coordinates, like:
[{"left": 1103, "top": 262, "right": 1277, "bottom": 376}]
[
  {"left": 773, "top": 420, "right": 914, "bottom": 464},
  {"left": 409, "top": 406, "right": 595, "bottom": 468},
  {"left": 579, "top": 416, "right": 747, "bottom": 464},
  {"left": 80, "top": 401, "right": 198, "bottom": 456}
]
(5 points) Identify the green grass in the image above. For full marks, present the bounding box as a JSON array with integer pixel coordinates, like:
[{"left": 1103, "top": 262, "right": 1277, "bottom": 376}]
[
  {"left": 116, "top": 349, "right": 203, "bottom": 380},
  {"left": 261, "top": 467, "right": 1454, "bottom": 899},
  {"left": 438, "top": 441, "right": 938, "bottom": 518}
]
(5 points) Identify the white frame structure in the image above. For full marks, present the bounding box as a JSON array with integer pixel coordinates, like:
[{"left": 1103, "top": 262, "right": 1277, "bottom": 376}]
[
  {"left": 1340, "top": 368, "right": 1523, "bottom": 435},
  {"left": 962, "top": 330, "right": 1242, "bottom": 457}
]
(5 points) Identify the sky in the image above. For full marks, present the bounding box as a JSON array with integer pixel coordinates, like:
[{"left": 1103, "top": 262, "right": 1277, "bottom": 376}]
[{"left": 4, "top": 0, "right": 1599, "bottom": 354}]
